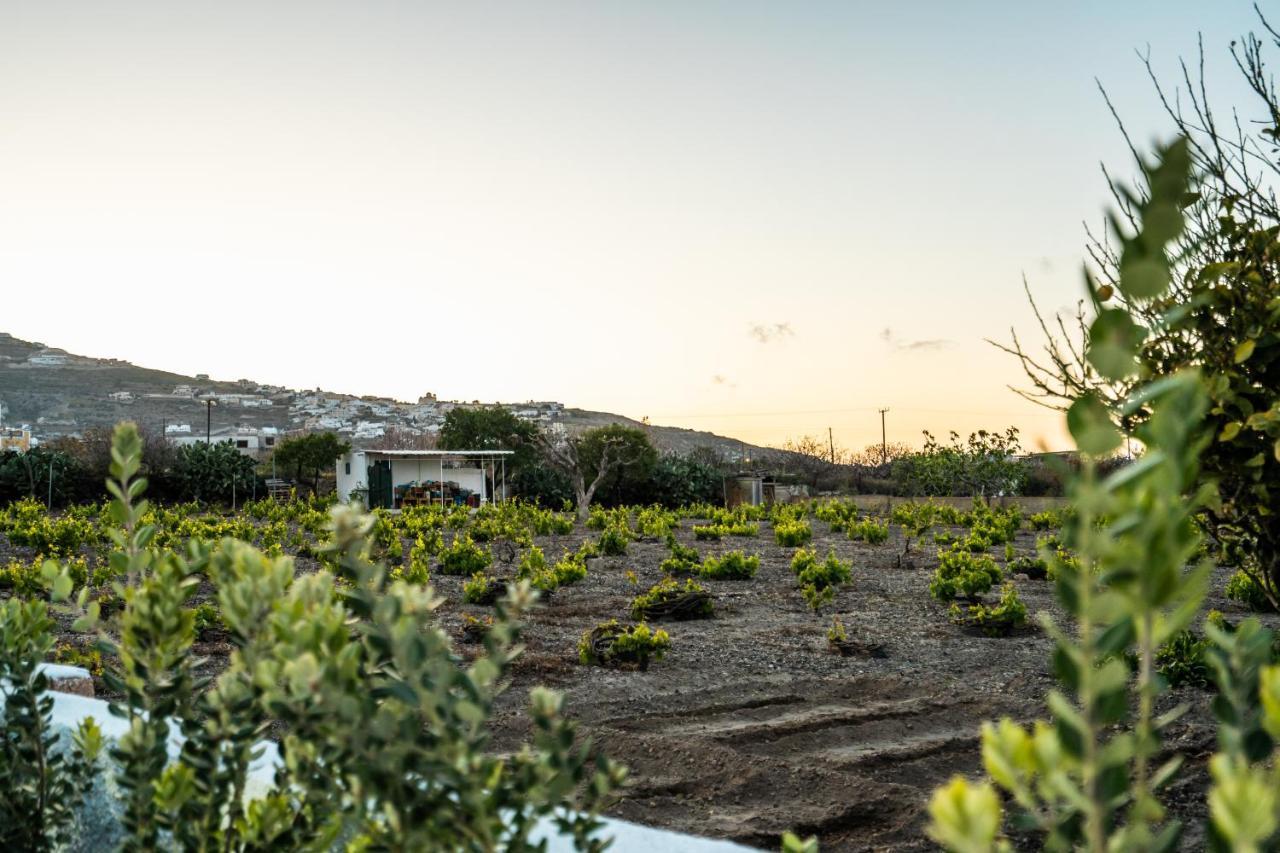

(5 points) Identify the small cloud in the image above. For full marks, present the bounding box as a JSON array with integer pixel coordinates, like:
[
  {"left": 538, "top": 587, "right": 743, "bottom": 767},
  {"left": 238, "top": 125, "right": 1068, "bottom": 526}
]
[
  {"left": 903, "top": 338, "right": 950, "bottom": 351},
  {"left": 749, "top": 322, "right": 794, "bottom": 344},
  {"left": 881, "top": 327, "right": 954, "bottom": 351}
]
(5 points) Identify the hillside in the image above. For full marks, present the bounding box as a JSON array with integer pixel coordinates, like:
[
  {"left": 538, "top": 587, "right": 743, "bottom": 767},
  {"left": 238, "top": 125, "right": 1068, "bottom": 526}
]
[{"left": 0, "top": 332, "right": 774, "bottom": 461}]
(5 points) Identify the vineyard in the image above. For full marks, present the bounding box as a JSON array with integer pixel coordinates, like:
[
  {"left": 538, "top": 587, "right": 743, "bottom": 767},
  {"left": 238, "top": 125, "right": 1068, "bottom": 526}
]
[{"left": 1, "top": 468, "right": 1263, "bottom": 850}]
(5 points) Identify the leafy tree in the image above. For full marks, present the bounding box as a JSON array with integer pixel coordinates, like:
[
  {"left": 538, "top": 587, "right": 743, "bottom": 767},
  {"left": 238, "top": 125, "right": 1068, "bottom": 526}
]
[
  {"left": 575, "top": 425, "right": 658, "bottom": 505},
  {"left": 438, "top": 406, "right": 538, "bottom": 470},
  {"left": 890, "top": 428, "right": 1024, "bottom": 497},
  {"left": 271, "top": 432, "right": 351, "bottom": 495},
  {"left": 929, "top": 137, "right": 1208, "bottom": 853},
  {"left": 996, "top": 15, "right": 1280, "bottom": 606},
  {"left": 536, "top": 425, "right": 656, "bottom": 520},
  {"left": 172, "top": 441, "right": 259, "bottom": 504}
]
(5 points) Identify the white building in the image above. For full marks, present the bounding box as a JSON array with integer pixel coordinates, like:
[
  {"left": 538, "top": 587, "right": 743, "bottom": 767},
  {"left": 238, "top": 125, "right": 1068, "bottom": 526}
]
[
  {"left": 172, "top": 426, "right": 269, "bottom": 456},
  {"left": 337, "top": 449, "right": 513, "bottom": 510},
  {"left": 27, "top": 354, "right": 69, "bottom": 366}
]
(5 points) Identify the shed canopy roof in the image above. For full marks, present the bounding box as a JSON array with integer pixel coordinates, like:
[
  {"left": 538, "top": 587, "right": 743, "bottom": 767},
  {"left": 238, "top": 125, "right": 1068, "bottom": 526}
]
[{"left": 356, "top": 449, "right": 514, "bottom": 457}]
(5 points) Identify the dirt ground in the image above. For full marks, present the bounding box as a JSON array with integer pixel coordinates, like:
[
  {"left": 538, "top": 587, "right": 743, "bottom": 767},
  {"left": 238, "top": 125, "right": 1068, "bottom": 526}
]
[
  {"left": 438, "top": 519, "right": 1255, "bottom": 852},
  {"left": 6, "top": 513, "right": 1262, "bottom": 851}
]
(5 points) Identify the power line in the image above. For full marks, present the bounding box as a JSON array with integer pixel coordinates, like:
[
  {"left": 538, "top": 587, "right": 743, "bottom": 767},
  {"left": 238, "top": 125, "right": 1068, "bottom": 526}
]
[{"left": 646, "top": 404, "right": 1066, "bottom": 420}]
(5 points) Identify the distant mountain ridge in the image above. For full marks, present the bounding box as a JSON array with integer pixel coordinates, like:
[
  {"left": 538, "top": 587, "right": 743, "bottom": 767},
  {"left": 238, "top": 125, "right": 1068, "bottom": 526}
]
[{"left": 0, "top": 332, "right": 770, "bottom": 461}]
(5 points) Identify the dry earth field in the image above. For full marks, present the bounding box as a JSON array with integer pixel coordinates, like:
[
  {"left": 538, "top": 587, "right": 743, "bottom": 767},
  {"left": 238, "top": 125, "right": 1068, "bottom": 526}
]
[{"left": 3, "top": 507, "right": 1263, "bottom": 851}]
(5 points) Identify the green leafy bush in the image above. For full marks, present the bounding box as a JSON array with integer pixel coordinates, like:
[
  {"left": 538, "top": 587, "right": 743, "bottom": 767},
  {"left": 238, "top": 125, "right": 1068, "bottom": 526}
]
[
  {"left": 630, "top": 577, "right": 714, "bottom": 621},
  {"left": 848, "top": 518, "right": 889, "bottom": 544},
  {"left": 699, "top": 551, "right": 759, "bottom": 580},
  {"left": 597, "top": 525, "right": 630, "bottom": 556},
  {"left": 1007, "top": 554, "right": 1048, "bottom": 579},
  {"left": 692, "top": 525, "right": 724, "bottom": 541},
  {"left": 0, "top": 596, "right": 105, "bottom": 850},
  {"left": 659, "top": 537, "right": 701, "bottom": 574},
  {"left": 1226, "top": 569, "right": 1274, "bottom": 612},
  {"left": 929, "top": 545, "right": 1002, "bottom": 602},
  {"left": 1029, "top": 510, "right": 1062, "bottom": 530},
  {"left": 774, "top": 519, "right": 812, "bottom": 547},
  {"left": 438, "top": 534, "right": 492, "bottom": 576},
  {"left": 552, "top": 551, "right": 589, "bottom": 586},
  {"left": 14, "top": 422, "right": 624, "bottom": 850},
  {"left": 948, "top": 582, "right": 1027, "bottom": 637},
  {"left": 578, "top": 620, "right": 670, "bottom": 670},
  {"left": 463, "top": 571, "right": 506, "bottom": 605},
  {"left": 190, "top": 602, "right": 222, "bottom": 638}
]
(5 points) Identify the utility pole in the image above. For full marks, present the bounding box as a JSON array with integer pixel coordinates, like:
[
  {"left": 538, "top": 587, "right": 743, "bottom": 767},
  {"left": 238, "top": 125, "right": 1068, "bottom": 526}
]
[
  {"left": 878, "top": 408, "right": 890, "bottom": 465},
  {"left": 828, "top": 427, "right": 835, "bottom": 464},
  {"left": 47, "top": 459, "right": 54, "bottom": 509},
  {"left": 206, "top": 400, "right": 213, "bottom": 444}
]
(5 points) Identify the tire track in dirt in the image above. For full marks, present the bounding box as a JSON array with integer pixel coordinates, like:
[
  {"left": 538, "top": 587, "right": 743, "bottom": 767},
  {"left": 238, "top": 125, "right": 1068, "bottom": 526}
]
[{"left": 593, "top": 676, "right": 1026, "bottom": 851}]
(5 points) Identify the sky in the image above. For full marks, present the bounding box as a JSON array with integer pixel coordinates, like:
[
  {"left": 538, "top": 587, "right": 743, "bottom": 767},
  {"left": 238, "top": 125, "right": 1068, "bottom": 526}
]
[{"left": 0, "top": 1, "right": 1266, "bottom": 452}]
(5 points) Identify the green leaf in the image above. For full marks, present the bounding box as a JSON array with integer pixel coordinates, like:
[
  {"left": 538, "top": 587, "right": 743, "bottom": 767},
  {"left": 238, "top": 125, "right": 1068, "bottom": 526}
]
[
  {"left": 1220, "top": 422, "right": 1243, "bottom": 442},
  {"left": 1088, "top": 310, "right": 1144, "bottom": 380},
  {"left": 1119, "top": 252, "right": 1171, "bottom": 300},
  {"left": 1235, "top": 339, "right": 1257, "bottom": 364},
  {"left": 1142, "top": 202, "right": 1184, "bottom": 246},
  {"left": 1068, "top": 393, "right": 1122, "bottom": 455}
]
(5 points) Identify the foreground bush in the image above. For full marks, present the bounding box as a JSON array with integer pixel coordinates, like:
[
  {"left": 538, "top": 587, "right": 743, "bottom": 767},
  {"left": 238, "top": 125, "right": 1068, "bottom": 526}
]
[
  {"left": 926, "top": 137, "right": 1280, "bottom": 852},
  {"left": 3, "top": 423, "right": 623, "bottom": 851}
]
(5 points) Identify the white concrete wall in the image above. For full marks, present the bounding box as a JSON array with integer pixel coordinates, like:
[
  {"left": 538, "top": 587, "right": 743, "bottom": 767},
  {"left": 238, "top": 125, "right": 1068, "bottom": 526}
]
[{"left": 337, "top": 451, "right": 367, "bottom": 502}]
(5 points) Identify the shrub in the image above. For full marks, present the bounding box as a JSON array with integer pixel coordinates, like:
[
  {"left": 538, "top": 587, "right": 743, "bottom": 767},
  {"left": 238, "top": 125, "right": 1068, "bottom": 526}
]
[
  {"left": 692, "top": 525, "right": 724, "bottom": 541},
  {"left": 774, "top": 519, "right": 812, "bottom": 547},
  {"left": 636, "top": 507, "right": 677, "bottom": 539},
  {"left": 552, "top": 551, "right": 588, "bottom": 586},
  {"left": 630, "top": 577, "right": 714, "bottom": 621},
  {"left": 801, "top": 582, "right": 835, "bottom": 612},
  {"left": 0, "top": 558, "right": 46, "bottom": 598},
  {"left": 1007, "top": 554, "right": 1048, "bottom": 579},
  {"left": 0, "top": 596, "right": 105, "bottom": 849},
  {"left": 459, "top": 613, "right": 493, "bottom": 644},
  {"left": 699, "top": 551, "right": 759, "bottom": 580},
  {"left": 190, "top": 602, "right": 222, "bottom": 638},
  {"left": 438, "top": 534, "right": 492, "bottom": 576},
  {"left": 849, "top": 519, "right": 889, "bottom": 544},
  {"left": 578, "top": 620, "right": 670, "bottom": 670},
  {"left": 53, "top": 640, "right": 105, "bottom": 677},
  {"left": 1226, "top": 570, "right": 1274, "bottom": 612},
  {"left": 18, "top": 422, "right": 624, "bottom": 850},
  {"left": 948, "top": 582, "right": 1027, "bottom": 637},
  {"left": 463, "top": 572, "right": 506, "bottom": 606},
  {"left": 1029, "top": 510, "right": 1061, "bottom": 530},
  {"left": 660, "top": 537, "right": 701, "bottom": 575},
  {"left": 929, "top": 546, "right": 1002, "bottom": 602},
  {"left": 597, "top": 525, "right": 630, "bottom": 557},
  {"left": 1155, "top": 629, "right": 1212, "bottom": 689}
]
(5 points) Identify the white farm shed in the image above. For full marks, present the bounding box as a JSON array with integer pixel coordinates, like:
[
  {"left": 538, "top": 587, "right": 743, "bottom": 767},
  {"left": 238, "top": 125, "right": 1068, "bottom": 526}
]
[{"left": 337, "top": 449, "right": 514, "bottom": 510}]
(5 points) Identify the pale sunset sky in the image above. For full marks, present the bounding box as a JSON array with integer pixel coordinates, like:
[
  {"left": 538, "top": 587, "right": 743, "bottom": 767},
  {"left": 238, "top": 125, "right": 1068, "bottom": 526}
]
[{"left": 0, "top": 2, "right": 1263, "bottom": 451}]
